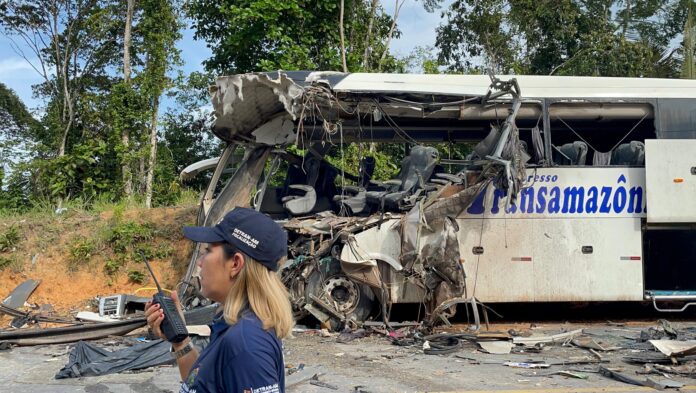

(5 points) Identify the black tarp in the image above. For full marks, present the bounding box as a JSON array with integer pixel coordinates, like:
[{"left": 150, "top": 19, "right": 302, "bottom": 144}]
[{"left": 55, "top": 339, "right": 174, "bottom": 379}]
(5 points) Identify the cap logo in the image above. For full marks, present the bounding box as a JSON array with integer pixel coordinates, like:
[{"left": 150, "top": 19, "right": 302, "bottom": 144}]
[{"left": 232, "top": 228, "right": 259, "bottom": 249}]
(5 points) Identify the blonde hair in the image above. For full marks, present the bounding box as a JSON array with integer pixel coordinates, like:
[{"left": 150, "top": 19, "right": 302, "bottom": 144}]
[{"left": 223, "top": 254, "right": 294, "bottom": 338}]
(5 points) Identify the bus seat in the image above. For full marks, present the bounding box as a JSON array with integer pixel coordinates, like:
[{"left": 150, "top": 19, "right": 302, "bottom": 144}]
[
  {"left": 366, "top": 145, "right": 439, "bottom": 211},
  {"left": 282, "top": 185, "right": 317, "bottom": 215},
  {"left": 611, "top": 141, "right": 645, "bottom": 166},
  {"left": 334, "top": 156, "right": 376, "bottom": 214},
  {"left": 281, "top": 155, "right": 322, "bottom": 215},
  {"left": 553, "top": 141, "right": 588, "bottom": 165}
]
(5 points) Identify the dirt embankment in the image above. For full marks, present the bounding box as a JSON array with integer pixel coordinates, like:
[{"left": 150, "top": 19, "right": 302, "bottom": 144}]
[{"left": 0, "top": 206, "right": 198, "bottom": 315}]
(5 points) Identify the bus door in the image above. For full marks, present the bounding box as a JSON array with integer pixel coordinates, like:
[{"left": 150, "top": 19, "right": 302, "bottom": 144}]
[{"left": 644, "top": 139, "right": 696, "bottom": 303}]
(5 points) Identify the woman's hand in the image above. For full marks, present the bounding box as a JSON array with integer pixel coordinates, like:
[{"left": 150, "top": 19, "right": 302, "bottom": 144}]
[{"left": 144, "top": 291, "right": 185, "bottom": 343}]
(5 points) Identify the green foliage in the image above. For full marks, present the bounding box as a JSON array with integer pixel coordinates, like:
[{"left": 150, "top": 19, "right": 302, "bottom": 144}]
[
  {"left": 30, "top": 140, "right": 112, "bottom": 201},
  {"left": 138, "top": 243, "right": 174, "bottom": 260},
  {"left": 0, "top": 255, "right": 12, "bottom": 270},
  {"left": 127, "top": 269, "right": 147, "bottom": 284},
  {"left": 68, "top": 238, "right": 97, "bottom": 271},
  {"left": 0, "top": 254, "right": 22, "bottom": 272},
  {"left": 0, "top": 225, "right": 21, "bottom": 252},
  {"left": 436, "top": 0, "right": 686, "bottom": 77},
  {"left": 108, "top": 221, "right": 154, "bottom": 254},
  {"left": 104, "top": 256, "right": 126, "bottom": 275},
  {"left": 187, "top": 0, "right": 403, "bottom": 74}
]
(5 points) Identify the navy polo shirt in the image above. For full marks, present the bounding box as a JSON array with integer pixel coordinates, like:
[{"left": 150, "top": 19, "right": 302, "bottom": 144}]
[{"left": 179, "top": 311, "right": 285, "bottom": 393}]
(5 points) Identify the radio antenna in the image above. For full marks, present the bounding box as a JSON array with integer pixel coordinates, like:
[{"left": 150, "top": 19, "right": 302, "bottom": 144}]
[{"left": 139, "top": 251, "right": 163, "bottom": 293}]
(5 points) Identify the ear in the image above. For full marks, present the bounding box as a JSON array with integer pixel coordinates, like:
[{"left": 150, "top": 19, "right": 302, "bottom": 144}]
[{"left": 226, "top": 252, "right": 245, "bottom": 280}]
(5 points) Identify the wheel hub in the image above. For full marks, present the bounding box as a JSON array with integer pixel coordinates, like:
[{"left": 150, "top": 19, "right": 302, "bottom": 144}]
[{"left": 322, "top": 276, "right": 359, "bottom": 313}]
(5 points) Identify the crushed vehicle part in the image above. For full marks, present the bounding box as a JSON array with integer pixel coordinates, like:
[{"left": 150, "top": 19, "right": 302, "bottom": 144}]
[
  {"left": 478, "top": 340, "right": 513, "bottom": 354},
  {"left": 512, "top": 329, "right": 583, "bottom": 346},
  {"left": 599, "top": 366, "right": 683, "bottom": 390},
  {"left": 180, "top": 71, "right": 529, "bottom": 330},
  {"left": 0, "top": 305, "right": 217, "bottom": 346},
  {"left": 650, "top": 339, "right": 696, "bottom": 357},
  {"left": 503, "top": 362, "right": 551, "bottom": 369},
  {"left": 98, "top": 294, "right": 149, "bottom": 317},
  {"left": 0, "top": 303, "right": 76, "bottom": 326},
  {"left": 2, "top": 279, "right": 41, "bottom": 309},
  {"left": 0, "top": 318, "right": 146, "bottom": 346}
]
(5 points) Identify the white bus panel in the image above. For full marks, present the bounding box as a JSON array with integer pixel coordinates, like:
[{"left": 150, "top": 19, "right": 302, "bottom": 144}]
[{"left": 646, "top": 139, "right": 696, "bottom": 223}]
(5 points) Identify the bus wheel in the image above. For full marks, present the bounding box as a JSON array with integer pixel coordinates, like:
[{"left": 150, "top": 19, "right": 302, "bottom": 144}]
[{"left": 306, "top": 272, "right": 375, "bottom": 330}]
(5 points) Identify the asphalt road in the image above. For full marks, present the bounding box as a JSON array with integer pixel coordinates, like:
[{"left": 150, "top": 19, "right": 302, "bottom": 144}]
[{"left": 2, "top": 321, "right": 696, "bottom": 392}]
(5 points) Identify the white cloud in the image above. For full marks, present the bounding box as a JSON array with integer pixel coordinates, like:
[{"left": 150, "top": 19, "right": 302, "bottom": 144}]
[{"left": 0, "top": 57, "right": 35, "bottom": 75}]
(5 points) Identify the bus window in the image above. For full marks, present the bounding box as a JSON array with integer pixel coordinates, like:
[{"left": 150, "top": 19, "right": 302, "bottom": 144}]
[{"left": 549, "top": 102, "right": 656, "bottom": 166}]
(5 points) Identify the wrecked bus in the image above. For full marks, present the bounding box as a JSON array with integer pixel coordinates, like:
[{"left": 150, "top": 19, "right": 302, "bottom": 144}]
[{"left": 179, "top": 71, "right": 696, "bottom": 329}]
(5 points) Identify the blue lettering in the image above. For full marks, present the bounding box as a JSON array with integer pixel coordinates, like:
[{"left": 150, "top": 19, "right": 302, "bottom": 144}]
[
  {"left": 491, "top": 189, "right": 505, "bottom": 214},
  {"left": 467, "top": 189, "right": 486, "bottom": 214},
  {"left": 520, "top": 187, "right": 534, "bottom": 213},
  {"left": 613, "top": 186, "right": 627, "bottom": 213},
  {"left": 548, "top": 187, "right": 561, "bottom": 213},
  {"left": 628, "top": 187, "right": 643, "bottom": 214},
  {"left": 599, "top": 187, "right": 612, "bottom": 213},
  {"left": 562, "top": 187, "right": 585, "bottom": 213},
  {"left": 536, "top": 187, "right": 547, "bottom": 213},
  {"left": 586, "top": 187, "right": 598, "bottom": 213}
]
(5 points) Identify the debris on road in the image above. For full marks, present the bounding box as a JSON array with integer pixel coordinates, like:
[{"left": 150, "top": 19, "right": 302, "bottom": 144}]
[
  {"left": 650, "top": 339, "right": 696, "bottom": 357},
  {"left": 478, "top": 340, "right": 513, "bottom": 354},
  {"left": 2, "top": 279, "right": 41, "bottom": 309},
  {"left": 512, "top": 329, "right": 583, "bottom": 346},
  {"left": 309, "top": 374, "right": 339, "bottom": 390},
  {"left": 503, "top": 362, "right": 551, "bottom": 369}
]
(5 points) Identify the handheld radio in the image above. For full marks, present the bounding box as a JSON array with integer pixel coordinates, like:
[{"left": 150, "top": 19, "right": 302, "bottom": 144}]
[{"left": 140, "top": 251, "right": 189, "bottom": 343}]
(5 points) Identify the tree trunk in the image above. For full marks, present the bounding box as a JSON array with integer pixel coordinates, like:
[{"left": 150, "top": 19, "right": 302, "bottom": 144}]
[
  {"left": 362, "top": 0, "right": 379, "bottom": 70},
  {"left": 144, "top": 95, "right": 159, "bottom": 208},
  {"left": 339, "top": 0, "right": 348, "bottom": 72},
  {"left": 121, "top": 0, "right": 135, "bottom": 198},
  {"left": 124, "top": 0, "right": 134, "bottom": 83},
  {"left": 683, "top": 1, "right": 695, "bottom": 79},
  {"left": 378, "top": 0, "right": 404, "bottom": 72}
]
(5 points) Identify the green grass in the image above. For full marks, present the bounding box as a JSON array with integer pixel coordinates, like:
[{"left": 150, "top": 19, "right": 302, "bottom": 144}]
[
  {"left": 67, "top": 238, "right": 97, "bottom": 272},
  {"left": 0, "top": 225, "right": 21, "bottom": 252}
]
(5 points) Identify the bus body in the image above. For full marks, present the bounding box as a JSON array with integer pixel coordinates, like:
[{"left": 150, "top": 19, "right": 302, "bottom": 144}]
[{"left": 181, "top": 71, "right": 696, "bottom": 326}]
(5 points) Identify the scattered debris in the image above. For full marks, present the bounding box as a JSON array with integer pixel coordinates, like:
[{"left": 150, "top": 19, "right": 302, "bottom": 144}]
[
  {"left": 76, "top": 311, "right": 119, "bottom": 323},
  {"left": 336, "top": 328, "right": 369, "bottom": 343},
  {"left": 571, "top": 337, "right": 621, "bottom": 352},
  {"left": 287, "top": 363, "right": 305, "bottom": 375},
  {"left": 504, "top": 362, "right": 551, "bottom": 369},
  {"left": 512, "top": 329, "right": 583, "bottom": 346},
  {"left": 650, "top": 340, "right": 696, "bottom": 357},
  {"left": 2, "top": 279, "right": 41, "bottom": 309},
  {"left": 599, "top": 365, "right": 684, "bottom": 390},
  {"left": 309, "top": 374, "right": 338, "bottom": 390},
  {"left": 518, "top": 370, "right": 588, "bottom": 379},
  {"left": 478, "top": 340, "right": 513, "bottom": 354}
]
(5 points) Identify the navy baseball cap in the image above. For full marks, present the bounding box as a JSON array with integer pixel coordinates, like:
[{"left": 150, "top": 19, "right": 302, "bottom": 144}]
[{"left": 182, "top": 207, "right": 288, "bottom": 271}]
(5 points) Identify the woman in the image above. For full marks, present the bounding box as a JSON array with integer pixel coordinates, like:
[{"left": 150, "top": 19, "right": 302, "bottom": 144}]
[{"left": 145, "top": 207, "right": 294, "bottom": 393}]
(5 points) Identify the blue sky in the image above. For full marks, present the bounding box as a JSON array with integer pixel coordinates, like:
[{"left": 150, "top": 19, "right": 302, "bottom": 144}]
[{"left": 0, "top": 1, "right": 450, "bottom": 112}]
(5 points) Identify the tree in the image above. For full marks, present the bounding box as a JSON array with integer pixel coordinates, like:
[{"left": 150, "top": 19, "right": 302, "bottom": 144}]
[
  {"left": 121, "top": 0, "right": 136, "bottom": 197},
  {"left": 186, "top": 0, "right": 404, "bottom": 74},
  {"left": 0, "top": 83, "right": 41, "bottom": 205},
  {"left": 0, "top": 0, "right": 119, "bottom": 156},
  {"left": 684, "top": 1, "right": 696, "bottom": 78},
  {"left": 435, "top": 0, "right": 686, "bottom": 77},
  {"left": 140, "top": 0, "right": 182, "bottom": 208}
]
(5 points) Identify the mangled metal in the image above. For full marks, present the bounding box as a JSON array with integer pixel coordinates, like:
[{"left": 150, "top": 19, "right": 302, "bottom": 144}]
[{"left": 182, "top": 71, "right": 530, "bottom": 330}]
